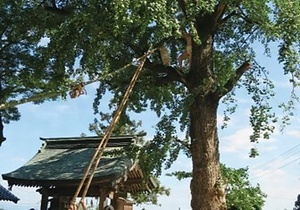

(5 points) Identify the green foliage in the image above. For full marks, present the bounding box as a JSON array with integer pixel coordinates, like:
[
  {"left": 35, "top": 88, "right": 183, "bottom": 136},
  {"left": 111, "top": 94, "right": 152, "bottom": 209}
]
[
  {"left": 3, "top": 0, "right": 300, "bottom": 207},
  {"left": 136, "top": 115, "right": 189, "bottom": 178},
  {"left": 130, "top": 178, "right": 170, "bottom": 205},
  {"left": 166, "top": 171, "right": 192, "bottom": 181},
  {"left": 167, "top": 165, "right": 266, "bottom": 209},
  {"left": 0, "top": 0, "right": 73, "bottom": 143},
  {"left": 2, "top": 1, "right": 299, "bottom": 148},
  {"left": 221, "top": 164, "right": 266, "bottom": 209},
  {"left": 8, "top": 0, "right": 298, "bottom": 150}
]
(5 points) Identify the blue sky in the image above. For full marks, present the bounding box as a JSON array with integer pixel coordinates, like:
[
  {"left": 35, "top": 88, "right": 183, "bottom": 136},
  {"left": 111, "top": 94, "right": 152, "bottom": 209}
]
[{"left": 1, "top": 45, "right": 300, "bottom": 210}]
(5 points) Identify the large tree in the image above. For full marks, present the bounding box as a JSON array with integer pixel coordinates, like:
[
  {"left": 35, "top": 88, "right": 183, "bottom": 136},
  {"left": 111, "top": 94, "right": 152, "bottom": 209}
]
[
  {"left": 0, "top": 0, "right": 73, "bottom": 145},
  {"left": 5, "top": 0, "right": 300, "bottom": 209},
  {"left": 167, "top": 164, "right": 266, "bottom": 209}
]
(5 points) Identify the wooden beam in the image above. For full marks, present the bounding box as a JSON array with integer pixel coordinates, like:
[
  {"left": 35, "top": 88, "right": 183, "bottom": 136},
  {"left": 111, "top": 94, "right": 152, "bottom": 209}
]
[
  {"left": 99, "top": 189, "right": 109, "bottom": 210},
  {"left": 124, "top": 178, "right": 144, "bottom": 185},
  {"left": 39, "top": 188, "right": 49, "bottom": 210},
  {"left": 46, "top": 185, "right": 112, "bottom": 197}
]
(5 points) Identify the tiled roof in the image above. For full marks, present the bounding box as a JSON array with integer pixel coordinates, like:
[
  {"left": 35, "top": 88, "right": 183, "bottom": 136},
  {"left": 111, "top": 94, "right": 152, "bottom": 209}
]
[
  {"left": 0, "top": 184, "right": 19, "bottom": 203},
  {"left": 2, "top": 135, "right": 147, "bottom": 191}
]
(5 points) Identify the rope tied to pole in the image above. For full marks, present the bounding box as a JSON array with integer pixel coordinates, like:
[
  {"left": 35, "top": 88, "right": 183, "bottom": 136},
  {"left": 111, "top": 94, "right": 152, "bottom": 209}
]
[
  {"left": 0, "top": 47, "right": 157, "bottom": 111},
  {"left": 68, "top": 48, "right": 153, "bottom": 210}
]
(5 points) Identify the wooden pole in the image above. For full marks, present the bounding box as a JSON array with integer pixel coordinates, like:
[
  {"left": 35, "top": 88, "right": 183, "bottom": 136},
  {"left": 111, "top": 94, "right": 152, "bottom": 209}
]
[
  {"left": 40, "top": 188, "right": 49, "bottom": 210},
  {"left": 99, "top": 189, "right": 107, "bottom": 210},
  {"left": 70, "top": 48, "right": 154, "bottom": 210}
]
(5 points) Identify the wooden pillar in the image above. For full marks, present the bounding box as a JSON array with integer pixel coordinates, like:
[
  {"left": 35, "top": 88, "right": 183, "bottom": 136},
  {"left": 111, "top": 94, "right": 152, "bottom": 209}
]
[
  {"left": 40, "top": 188, "right": 49, "bottom": 210},
  {"left": 111, "top": 194, "right": 117, "bottom": 209},
  {"left": 116, "top": 197, "right": 126, "bottom": 210},
  {"left": 112, "top": 193, "right": 127, "bottom": 210},
  {"left": 99, "top": 189, "right": 106, "bottom": 210}
]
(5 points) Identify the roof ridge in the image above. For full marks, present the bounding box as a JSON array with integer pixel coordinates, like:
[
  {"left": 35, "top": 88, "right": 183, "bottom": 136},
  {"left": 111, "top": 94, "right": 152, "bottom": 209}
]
[{"left": 39, "top": 134, "right": 144, "bottom": 141}]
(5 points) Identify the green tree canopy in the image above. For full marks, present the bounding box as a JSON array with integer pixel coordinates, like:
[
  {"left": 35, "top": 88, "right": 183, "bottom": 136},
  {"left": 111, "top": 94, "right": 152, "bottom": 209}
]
[
  {"left": 2, "top": 0, "right": 300, "bottom": 209},
  {"left": 0, "top": 0, "right": 76, "bottom": 145},
  {"left": 167, "top": 164, "right": 266, "bottom": 210},
  {"left": 221, "top": 164, "right": 266, "bottom": 210}
]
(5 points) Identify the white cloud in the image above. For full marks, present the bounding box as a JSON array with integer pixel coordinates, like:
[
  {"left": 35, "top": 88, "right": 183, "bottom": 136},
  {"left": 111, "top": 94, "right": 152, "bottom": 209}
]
[
  {"left": 287, "top": 129, "right": 300, "bottom": 138},
  {"left": 11, "top": 156, "right": 27, "bottom": 163},
  {"left": 274, "top": 79, "right": 292, "bottom": 89},
  {"left": 220, "top": 127, "right": 254, "bottom": 154},
  {"left": 219, "top": 118, "right": 281, "bottom": 157},
  {"left": 250, "top": 167, "right": 299, "bottom": 210}
]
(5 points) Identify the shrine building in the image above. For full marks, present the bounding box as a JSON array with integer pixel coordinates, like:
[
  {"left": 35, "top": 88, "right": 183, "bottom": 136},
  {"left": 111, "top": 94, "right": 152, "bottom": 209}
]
[{"left": 2, "top": 135, "right": 156, "bottom": 210}]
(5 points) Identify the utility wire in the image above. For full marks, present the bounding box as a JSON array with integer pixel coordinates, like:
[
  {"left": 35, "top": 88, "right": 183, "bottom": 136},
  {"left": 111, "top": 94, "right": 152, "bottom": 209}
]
[
  {"left": 250, "top": 155, "right": 300, "bottom": 180},
  {"left": 250, "top": 143, "right": 300, "bottom": 180},
  {"left": 251, "top": 142, "right": 300, "bottom": 171}
]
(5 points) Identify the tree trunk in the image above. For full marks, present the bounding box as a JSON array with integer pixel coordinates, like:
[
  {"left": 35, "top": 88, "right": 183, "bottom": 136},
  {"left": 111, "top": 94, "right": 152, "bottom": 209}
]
[
  {"left": 189, "top": 94, "right": 223, "bottom": 210},
  {"left": 0, "top": 79, "right": 6, "bottom": 146}
]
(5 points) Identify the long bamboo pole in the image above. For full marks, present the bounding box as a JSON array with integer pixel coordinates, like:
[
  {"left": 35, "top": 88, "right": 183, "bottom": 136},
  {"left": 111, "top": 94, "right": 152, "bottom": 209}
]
[{"left": 68, "top": 48, "right": 154, "bottom": 210}]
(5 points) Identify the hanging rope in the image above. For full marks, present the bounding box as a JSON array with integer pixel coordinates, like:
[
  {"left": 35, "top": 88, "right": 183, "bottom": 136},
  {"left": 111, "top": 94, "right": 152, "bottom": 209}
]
[
  {"left": 68, "top": 48, "right": 153, "bottom": 210},
  {"left": 0, "top": 48, "right": 156, "bottom": 111}
]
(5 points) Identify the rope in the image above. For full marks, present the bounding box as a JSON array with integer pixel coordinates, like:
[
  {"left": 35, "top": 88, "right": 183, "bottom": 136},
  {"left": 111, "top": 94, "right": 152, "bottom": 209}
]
[
  {"left": 68, "top": 48, "right": 152, "bottom": 210},
  {"left": 0, "top": 48, "right": 156, "bottom": 111}
]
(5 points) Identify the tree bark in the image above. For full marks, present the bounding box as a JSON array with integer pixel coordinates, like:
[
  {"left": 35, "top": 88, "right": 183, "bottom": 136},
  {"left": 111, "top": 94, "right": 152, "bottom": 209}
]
[
  {"left": 187, "top": 19, "right": 225, "bottom": 208},
  {"left": 0, "top": 79, "right": 6, "bottom": 146},
  {"left": 189, "top": 93, "right": 223, "bottom": 210}
]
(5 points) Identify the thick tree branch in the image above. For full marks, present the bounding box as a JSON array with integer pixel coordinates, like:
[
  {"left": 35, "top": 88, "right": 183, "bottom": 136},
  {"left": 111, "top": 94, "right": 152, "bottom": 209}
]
[
  {"left": 103, "top": 26, "right": 185, "bottom": 87},
  {"left": 177, "top": 0, "right": 187, "bottom": 17},
  {"left": 144, "top": 60, "right": 188, "bottom": 86},
  {"left": 176, "top": 138, "right": 190, "bottom": 151},
  {"left": 120, "top": 33, "right": 185, "bottom": 86},
  {"left": 0, "top": 115, "right": 5, "bottom": 146},
  {"left": 214, "top": 1, "right": 228, "bottom": 25},
  {"left": 43, "top": 0, "right": 72, "bottom": 15},
  {"left": 0, "top": 80, "right": 6, "bottom": 146},
  {"left": 214, "top": 1, "right": 252, "bottom": 30},
  {"left": 218, "top": 11, "right": 236, "bottom": 26},
  {"left": 221, "top": 60, "right": 251, "bottom": 94},
  {"left": 194, "top": 1, "right": 230, "bottom": 35},
  {"left": 236, "top": 6, "right": 260, "bottom": 25}
]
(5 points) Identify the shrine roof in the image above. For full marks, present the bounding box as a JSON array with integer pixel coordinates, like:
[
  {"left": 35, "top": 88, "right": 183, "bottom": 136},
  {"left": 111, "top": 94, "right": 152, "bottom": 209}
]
[
  {"left": 2, "top": 135, "right": 151, "bottom": 191},
  {"left": 0, "top": 184, "right": 19, "bottom": 203}
]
